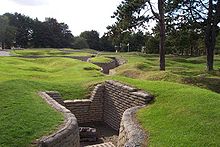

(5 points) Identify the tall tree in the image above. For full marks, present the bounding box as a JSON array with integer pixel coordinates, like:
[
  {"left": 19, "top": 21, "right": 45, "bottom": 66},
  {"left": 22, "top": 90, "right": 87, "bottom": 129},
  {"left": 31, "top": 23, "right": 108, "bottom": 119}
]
[
  {"left": 72, "top": 36, "right": 89, "bottom": 49},
  {"left": 0, "top": 15, "right": 16, "bottom": 49},
  {"left": 168, "top": 0, "right": 220, "bottom": 71},
  {"left": 4, "top": 13, "right": 33, "bottom": 48},
  {"left": 80, "top": 30, "right": 100, "bottom": 50},
  {"left": 108, "top": 0, "right": 166, "bottom": 70}
]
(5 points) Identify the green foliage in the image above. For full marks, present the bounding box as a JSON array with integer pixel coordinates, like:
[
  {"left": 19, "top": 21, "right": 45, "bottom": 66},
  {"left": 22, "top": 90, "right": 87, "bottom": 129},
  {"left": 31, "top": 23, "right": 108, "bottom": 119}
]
[
  {"left": 72, "top": 37, "right": 89, "bottom": 49},
  {"left": 80, "top": 30, "right": 100, "bottom": 50},
  {"left": 100, "top": 35, "right": 114, "bottom": 51},
  {"left": 0, "top": 15, "right": 17, "bottom": 49},
  {"left": 216, "top": 34, "right": 220, "bottom": 54},
  {"left": 1, "top": 13, "right": 74, "bottom": 48}
]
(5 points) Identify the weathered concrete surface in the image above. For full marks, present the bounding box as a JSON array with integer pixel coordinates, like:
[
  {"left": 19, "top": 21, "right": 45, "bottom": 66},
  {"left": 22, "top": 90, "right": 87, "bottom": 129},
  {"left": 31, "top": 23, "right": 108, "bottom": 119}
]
[
  {"left": 37, "top": 92, "right": 80, "bottom": 147},
  {"left": 117, "top": 106, "right": 147, "bottom": 147}
]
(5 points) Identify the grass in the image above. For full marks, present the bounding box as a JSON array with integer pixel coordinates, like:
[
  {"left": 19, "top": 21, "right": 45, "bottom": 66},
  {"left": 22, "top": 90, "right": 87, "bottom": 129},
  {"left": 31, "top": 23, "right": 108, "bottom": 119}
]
[
  {"left": 0, "top": 56, "right": 105, "bottom": 146},
  {"left": 11, "top": 48, "right": 93, "bottom": 57},
  {"left": 106, "top": 52, "right": 220, "bottom": 93},
  {"left": 89, "top": 56, "right": 113, "bottom": 63},
  {"left": 114, "top": 77, "right": 220, "bottom": 146},
  {"left": 1, "top": 49, "right": 220, "bottom": 146}
]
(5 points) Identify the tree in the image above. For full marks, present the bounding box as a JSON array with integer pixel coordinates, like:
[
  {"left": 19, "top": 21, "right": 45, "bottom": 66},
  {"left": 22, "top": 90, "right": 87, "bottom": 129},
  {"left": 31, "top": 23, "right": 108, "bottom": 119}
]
[
  {"left": 72, "top": 36, "right": 89, "bottom": 49},
  {"left": 4, "top": 13, "right": 33, "bottom": 48},
  {"left": 80, "top": 30, "right": 100, "bottom": 50},
  {"left": 168, "top": 0, "right": 220, "bottom": 71},
  {"left": 108, "top": 0, "right": 166, "bottom": 70},
  {"left": 2, "top": 13, "right": 74, "bottom": 49},
  {"left": 100, "top": 34, "right": 114, "bottom": 51},
  {"left": 0, "top": 15, "right": 16, "bottom": 49}
]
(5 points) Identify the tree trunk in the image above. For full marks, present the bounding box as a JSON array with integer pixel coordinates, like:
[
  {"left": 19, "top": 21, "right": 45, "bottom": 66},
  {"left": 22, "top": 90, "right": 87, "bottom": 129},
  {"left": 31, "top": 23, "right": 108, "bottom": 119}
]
[
  {"left": 205, "top": 26, "right": 215, "bottom": 71},
  {"left": 158, "top": 0, "right": 165, "bottom": 71},
  {"left": 1, "top": 42, "right": 5, "bottom": 50},
  {"left": 205, "top": 0, "right": 220, "bottom": 71}
]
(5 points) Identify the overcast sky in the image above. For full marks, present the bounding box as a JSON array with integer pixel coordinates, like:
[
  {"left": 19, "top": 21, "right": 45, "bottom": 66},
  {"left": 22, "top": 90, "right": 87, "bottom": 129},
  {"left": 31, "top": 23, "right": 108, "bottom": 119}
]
[{"left": 0, "top": 0, "right": 122, "bottom": 36}]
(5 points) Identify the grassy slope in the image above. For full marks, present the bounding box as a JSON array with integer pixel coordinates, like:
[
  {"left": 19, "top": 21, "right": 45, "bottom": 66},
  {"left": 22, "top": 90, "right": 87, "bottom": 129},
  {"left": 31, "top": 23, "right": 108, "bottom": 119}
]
[
  {"left": 11, "top": 49, "right": 92, "bottom": 57},
  {"left": 89, "top": 56, "right": 113, "bottom": 63},
  {"left": 111, "top": 53, "right": 220, "bottom": 93},
  {"left": 115, "top": 77, "right": 220, "bottom": 146},
  {"left": 1, "top": 49, "right": 220, "bottom": 146},
  {"left": 0, "top": 57, "right": 104, "bottom": 146}
]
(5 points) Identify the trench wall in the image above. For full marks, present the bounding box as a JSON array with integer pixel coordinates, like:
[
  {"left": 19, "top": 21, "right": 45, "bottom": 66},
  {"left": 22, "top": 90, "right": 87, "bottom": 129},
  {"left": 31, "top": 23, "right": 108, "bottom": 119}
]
[
  {"left": 63, "top": 80, "right": 153, "bottom": 131},
  {"left": 38, "top": 92, "right": 80, "bottom": 147},
  {"left": 64, "top": 84, "right": 104, "bottom": 123},
  {"left": 117, "top": 106, "right": 147, "bottom": 147},
  {"left": 42, "top": 80, "right": 153, "bottom": 147},
  {"left": 103, "top": 80, "right": 153, "bottom": 130}
]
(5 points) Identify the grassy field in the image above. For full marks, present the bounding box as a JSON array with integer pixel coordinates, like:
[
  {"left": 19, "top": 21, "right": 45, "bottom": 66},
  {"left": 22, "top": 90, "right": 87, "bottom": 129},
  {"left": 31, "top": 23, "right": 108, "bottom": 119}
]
[
  {"left": 114, "top": 77, "right": 220, "bottom": 146},
  {"left": 1, "top": 49, "right": 220, "bottom": 146},
  {"left": 109, "top": 53, "right": 220, "bottom": 93},
  {"left": 0, "top": 56, "right": 105, "bottom": 146},
  {"left": 89, "top": 56, "right": 113, "bottom": 63},
  {"left": 11, "top": 48, "right": 93, "bottom": 57}
]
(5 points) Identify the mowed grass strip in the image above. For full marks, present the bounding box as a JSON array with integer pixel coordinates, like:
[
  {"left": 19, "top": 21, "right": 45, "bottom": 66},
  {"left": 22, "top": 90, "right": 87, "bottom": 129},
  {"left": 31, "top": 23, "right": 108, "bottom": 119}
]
[
  {"left": 112, "top": 53, "right": 220, "bottom": 93},
  {"left": 11, "top": 49, "right": 92, "bottom": 57},
  {"left": 114, "top": 76, "right": 220, "bottom": 146},
  {"left": 0, "top": 57, "right": 104, "bottom": 146},
  {"left": 1, "top": 49, "right": 220, "bottom": 146},
  {"left": 89, "top": 56, "right": 113, "bottom": 63}
]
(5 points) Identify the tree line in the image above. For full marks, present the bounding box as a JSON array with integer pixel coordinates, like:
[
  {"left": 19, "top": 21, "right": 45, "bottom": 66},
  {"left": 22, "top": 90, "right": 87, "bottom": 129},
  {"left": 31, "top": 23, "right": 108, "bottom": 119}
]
[
  {"left": 1, "top": 1, "right": 220, "bottom": 72},
  {"left": 0, "top": 13, "right": 114, "bottom": 51},
  {"left": 107, "top": 0, "right": 220, "bottom": 71}
]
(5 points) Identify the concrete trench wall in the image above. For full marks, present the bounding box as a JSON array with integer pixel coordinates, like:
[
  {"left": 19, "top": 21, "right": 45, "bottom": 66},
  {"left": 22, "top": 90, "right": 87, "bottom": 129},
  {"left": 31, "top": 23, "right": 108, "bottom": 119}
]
[
  {"left": 38, "top": 80, "right": 153, "bottom": 147},
  {"left": 37, "top": 92, "right": 80, "bottom": 147}
]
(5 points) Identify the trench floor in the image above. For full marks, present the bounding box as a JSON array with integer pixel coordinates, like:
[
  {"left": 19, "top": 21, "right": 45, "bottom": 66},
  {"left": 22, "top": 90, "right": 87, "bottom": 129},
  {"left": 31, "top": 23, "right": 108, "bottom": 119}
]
[{"left": 80, "top": 122, "right": 118, "bottom": 147}]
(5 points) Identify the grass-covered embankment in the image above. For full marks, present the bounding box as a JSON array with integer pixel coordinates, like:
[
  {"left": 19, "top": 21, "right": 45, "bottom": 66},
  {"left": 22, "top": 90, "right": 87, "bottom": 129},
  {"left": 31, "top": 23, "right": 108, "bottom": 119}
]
[
  {"left": 111, "top": 53, "right": 220, "bottom": 93},
  {"left": 1, "top": 49, "right": 220, "bottom": 146},
  {"left": 11, "top": 48, "right": 92, "bottom": 57},
  {"left": 89, "top": 56, "right": 113, "bottom": 63},
  {"left": 114, "top": 76, "right": 220, "bottom": 146},
  {"left": 0, "top": 56, "right": 104, "bottom": 146}
]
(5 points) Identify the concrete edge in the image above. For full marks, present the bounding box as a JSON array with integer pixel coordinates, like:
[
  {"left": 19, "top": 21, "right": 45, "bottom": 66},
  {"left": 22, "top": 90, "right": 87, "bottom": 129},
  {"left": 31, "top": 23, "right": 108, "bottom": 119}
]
[
  {"left": 120, "top": 106, "right": 147, "bottom": 147},
  {"left": 37, "top": 92, "right": 80, "bottom": 147}
]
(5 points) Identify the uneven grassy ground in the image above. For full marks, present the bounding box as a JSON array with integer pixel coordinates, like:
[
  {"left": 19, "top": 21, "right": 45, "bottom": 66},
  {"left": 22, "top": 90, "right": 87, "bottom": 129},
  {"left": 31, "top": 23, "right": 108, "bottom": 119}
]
[
  {"left": 114, "top": 77, "right": 220, "bottom": 146},
  {"left": 107, "top": 53, "right": 220, "bottom": 93},
  {"left": 89, "top": 56, "right": 113, "bottom": 63},
  {"left": 0, "top": 56, "right": 104, "bottom": 146},
  {"left": 1, "top": 49, "right": 220, "bottom": 146},
  {"left": 11, "top": 48, "right": 93, "bottom": 57}
]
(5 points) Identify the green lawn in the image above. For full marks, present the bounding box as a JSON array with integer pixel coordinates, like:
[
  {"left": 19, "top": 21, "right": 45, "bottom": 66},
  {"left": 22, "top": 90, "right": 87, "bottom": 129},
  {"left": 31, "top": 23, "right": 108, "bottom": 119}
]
[
  {"left": 1, "top": 49, "right": 220, "bottom": 146},
  {"left": 89, "top": 56, "right": 113, "bottom": 63},
  {"left": 11, "top": 48, "right": 93, "bottom": 57},
  {"left": 109, "top": 53, "right": 220, "bottom": 93},
  {"left": 114, "top": 77, "right": 220, "bottom": 146},
  {"left": 0, "top": 56, "right": 104, "bottom": 146}
]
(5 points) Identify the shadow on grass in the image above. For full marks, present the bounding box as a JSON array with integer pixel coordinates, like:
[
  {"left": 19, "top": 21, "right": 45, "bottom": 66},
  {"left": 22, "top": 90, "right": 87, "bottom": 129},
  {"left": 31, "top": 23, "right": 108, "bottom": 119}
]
[{"left": 183, "top": 77, "right": 220, "bottom": 93}]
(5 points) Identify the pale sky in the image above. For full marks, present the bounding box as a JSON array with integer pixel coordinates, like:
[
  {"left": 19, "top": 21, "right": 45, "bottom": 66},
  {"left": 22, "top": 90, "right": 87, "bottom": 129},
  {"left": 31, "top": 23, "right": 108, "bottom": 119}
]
[{"left": 0, "top": 0, "right": 122, "bottom": 36}]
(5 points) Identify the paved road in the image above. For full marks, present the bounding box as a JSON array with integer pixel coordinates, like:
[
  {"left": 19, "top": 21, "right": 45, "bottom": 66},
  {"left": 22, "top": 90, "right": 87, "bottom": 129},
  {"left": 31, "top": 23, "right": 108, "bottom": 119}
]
[{"left": 0, "top": 51, "right": 10, "bottom": 56}]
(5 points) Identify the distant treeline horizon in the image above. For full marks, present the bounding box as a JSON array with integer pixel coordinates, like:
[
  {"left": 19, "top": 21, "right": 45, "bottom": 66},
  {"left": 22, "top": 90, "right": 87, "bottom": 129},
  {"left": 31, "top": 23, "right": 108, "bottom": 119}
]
[{"left": 0, "top": 12, "right": 219, "bottom": 56}]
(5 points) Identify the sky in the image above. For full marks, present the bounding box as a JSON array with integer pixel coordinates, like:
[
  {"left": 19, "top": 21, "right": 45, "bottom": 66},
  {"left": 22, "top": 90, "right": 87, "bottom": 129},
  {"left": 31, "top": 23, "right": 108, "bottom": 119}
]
[{"left": 0, "top": 0, "right": 122, "bottom": 36}]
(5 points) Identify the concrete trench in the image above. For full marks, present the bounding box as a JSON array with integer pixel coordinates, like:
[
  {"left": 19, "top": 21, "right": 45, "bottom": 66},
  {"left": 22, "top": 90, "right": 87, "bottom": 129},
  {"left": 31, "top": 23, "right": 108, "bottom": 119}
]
[
  {"left": 2, "top": 50, "right": 150, "bottom": 146},
  {"left": 38, "top": 80, "right": 154, "bottom": 147}
]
